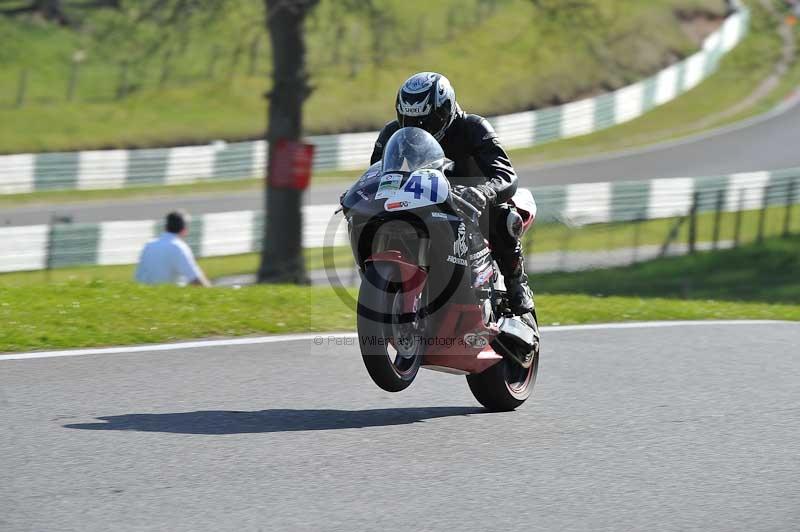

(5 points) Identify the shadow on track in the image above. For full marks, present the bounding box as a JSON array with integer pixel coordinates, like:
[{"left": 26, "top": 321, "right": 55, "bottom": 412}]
[{"left": 63, "top": 407, "right": 485, "bottom": 434}]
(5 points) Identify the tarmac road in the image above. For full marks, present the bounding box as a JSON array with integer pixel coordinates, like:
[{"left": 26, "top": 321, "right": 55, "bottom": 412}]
[
  {"left": 2, "top": 321, "right": 798, "bottom": 531},
  {"left": 3, "top": 95, "right": 800, "bottom": 227}
]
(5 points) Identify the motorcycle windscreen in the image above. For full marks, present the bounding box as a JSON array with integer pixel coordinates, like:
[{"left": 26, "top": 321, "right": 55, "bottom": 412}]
[{"left": 381, "top": 127, "right": 447, "bottom": 173}]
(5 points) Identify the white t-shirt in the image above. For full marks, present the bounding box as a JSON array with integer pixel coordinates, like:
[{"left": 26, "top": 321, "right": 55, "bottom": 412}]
[{"left": 135, "top": 232, "right": 203, "bottom": 285}]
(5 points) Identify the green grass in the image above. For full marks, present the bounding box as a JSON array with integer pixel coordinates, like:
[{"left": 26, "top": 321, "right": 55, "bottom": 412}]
[
  {"left": 0, "top": 282, "right": 358, "bottom": 352},
  {"left": 2, "top": 232, "right": 798, "bottom": 352},
  {"left": 1, "top": 285, "right": 796, "bottom": 353},
  {"left": 535, "top": 234, "right": 800, "bottom": 304},
  {"left": 512, "top": 0, "right": 797, "bottom": 165},
  {"left": 0, "top": 0, "right": 726, "bottom": 153},
  {"left": 0, "top": 1, "right": 790, "bottom": 205}
]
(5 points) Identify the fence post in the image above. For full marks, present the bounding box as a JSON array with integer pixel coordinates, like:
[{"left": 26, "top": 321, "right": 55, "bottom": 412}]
[
  {"left": 16, "top": 69, "right": 28, "bottom": 107},
  {"left": 712, "top": 189, "right": 724, "bottom": 250},
  {"left": 45, "top": 215, "right": 71, "bottom": 282},
  {"left": 688, "top": 191, "right": 699, "bottom": 254},
  {"left": 45, "top": 217, "right": 55, "bottom": 282},
  {"left": 660, "top": 216, "right": 686, "bottom": 257},
  {"left": 632, "top": 211, "right": 644, "bottom": 263},
  {"left": 757, "top": 184, "right": 770, "bottom": 244},
  {"left": 733, "top": 189, "right": 744, "bottom": 247},
  {"left": 782, "top": 180, "right": 796, "bottom": 237},
  {"left": 558, "top": 221, "right": 573, "bottom": 271}
]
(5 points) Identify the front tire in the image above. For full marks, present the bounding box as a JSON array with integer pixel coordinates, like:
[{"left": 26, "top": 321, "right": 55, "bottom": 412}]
[
  {"left": 466, "top": 313, "right": 539, "bottom": 411},
  {"left": 357, "top": 265, "right": 424, "bottom": 392}
]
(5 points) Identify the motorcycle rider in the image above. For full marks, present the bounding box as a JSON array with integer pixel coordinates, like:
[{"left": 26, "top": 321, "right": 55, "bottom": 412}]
[{"left": 369, "top": 71, "right": 533, "bottom": 316}]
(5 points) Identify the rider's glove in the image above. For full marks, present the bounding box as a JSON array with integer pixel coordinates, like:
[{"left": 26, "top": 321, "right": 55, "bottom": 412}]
[{"left": 454, "top": 185, "right": 496, "bottom": 213}]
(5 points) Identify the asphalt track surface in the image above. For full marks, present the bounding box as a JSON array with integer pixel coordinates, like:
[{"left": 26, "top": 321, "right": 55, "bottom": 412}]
[
  {"left": 2, "top": 321, "right": 798, "bottom": 531},
  {"left": 4, "top": 96, "right": 800, "bottom": 227}
]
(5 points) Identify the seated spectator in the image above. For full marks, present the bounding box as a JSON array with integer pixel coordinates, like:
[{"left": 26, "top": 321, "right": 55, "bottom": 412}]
[{"left": 135, "top": 210, "right": 210, "bottom": 287}]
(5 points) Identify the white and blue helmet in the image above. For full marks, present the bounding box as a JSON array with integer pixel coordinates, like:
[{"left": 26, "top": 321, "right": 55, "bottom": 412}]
[{"left": 395, "top": 72, "right": 457, "bottom": 141}]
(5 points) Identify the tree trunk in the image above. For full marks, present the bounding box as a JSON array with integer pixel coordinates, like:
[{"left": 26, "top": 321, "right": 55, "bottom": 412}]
[{"left": 258, "top": 0, "right": 318, "bottom": 284}]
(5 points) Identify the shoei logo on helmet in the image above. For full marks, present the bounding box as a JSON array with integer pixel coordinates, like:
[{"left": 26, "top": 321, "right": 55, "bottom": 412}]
[
  {"left": 397, "top": 94, "right": 432, "bottom": 117},
  {"left": 403, "top": 72, "right": 436, "bottom": 93}
]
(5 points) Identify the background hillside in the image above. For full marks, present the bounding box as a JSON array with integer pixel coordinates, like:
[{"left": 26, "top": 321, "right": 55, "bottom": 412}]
[{"left": 0, "top": 0, "right": 728, "bottom": 152}]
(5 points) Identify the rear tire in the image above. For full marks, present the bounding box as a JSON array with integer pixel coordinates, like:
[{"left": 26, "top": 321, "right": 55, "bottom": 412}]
[
  {"left": 466, "top": 313, "right": 539, "bottom": 411},
  {"left": 357, "top": 265, "right": 423, "bottom": 392}
]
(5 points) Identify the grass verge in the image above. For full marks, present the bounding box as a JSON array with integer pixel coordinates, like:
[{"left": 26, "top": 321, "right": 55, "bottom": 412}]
[
  {"left": 1, "top": 235, "right": 798, "bottom": 353},
  {"left": 0, "top": 0, "right": 792, "bottom": 206},
  {"left": 0, "top": 0, "right": 724, "bottom": 153},
  {"left": 535, "top": 234, "right": 800, "bottom": 304},
  {"left": 1, "top": 287, "right": 796, "bottom": 353},
  {"left": 512, "top": 0, "right": 799, "bottom": 165}
]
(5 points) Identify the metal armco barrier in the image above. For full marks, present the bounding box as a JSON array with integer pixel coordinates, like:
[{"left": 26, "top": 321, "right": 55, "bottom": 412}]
[
  {"left": 2, "top": 165, "right": 798, "bottom": 274},
  {"left": 0, "top": 6, "right": 750, "bottom": 194}
]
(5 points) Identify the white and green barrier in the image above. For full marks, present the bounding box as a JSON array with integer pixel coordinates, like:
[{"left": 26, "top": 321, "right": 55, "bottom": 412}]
[
  {"left": 0, "top": 5, "right": 750, "bottom": 194},
  {"left": 2, "top": 165, "right": 798, "bottom": 274}
]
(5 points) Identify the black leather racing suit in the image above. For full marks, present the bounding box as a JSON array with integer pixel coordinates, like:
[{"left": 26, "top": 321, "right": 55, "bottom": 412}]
[{"left": 370, "top": 111, "right": 528, "bottom": 294}]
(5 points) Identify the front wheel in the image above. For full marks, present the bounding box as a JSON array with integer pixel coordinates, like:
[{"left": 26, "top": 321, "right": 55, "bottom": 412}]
[
  {"left": 357, "top": 264, "right": 425, "bottom": 392},
  {"left": 466, "top": 313, "right": 539, "bottom": 411}
]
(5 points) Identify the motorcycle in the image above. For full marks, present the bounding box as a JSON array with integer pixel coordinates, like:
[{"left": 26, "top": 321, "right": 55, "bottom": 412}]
[{"left": 339, "top": 127, "right": 539, "bottom": 411}]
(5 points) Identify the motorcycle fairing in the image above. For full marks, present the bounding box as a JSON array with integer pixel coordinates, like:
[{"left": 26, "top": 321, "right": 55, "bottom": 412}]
[
  {"left": 422, "top": 303, "right": 502, "bottom": 374},
  {"left": 364, "top": 250, "right": 427, "bottom": 319}
]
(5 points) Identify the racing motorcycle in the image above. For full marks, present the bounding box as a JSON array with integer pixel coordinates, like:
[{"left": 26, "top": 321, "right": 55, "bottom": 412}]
[{"left": 339, "top": 127, "right": 539, "bottom": 411}]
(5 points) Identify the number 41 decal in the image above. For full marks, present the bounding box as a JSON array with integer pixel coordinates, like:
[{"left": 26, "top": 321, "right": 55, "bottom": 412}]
[{"left": 403, "top": 173, "right": 439, "bottom": 200}]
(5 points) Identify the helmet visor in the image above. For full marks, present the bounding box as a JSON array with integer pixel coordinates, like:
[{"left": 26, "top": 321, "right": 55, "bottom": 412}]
[{"left": 397, "top": 112, "right": 448, "bottom": 138}]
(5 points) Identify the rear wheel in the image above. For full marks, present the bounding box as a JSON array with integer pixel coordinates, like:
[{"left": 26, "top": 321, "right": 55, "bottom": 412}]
[
  {"left": 466, "top": 312, "right": 539, "bottom": 411},
  {"left": 357, "top": 265, "right": 424, "bottom": 392}
]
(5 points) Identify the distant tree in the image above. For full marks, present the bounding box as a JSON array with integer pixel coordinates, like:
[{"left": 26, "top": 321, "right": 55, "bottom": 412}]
[
  {"left": 257, "top": 0, "right": 319, "bottom": 284},
  {"left": 5, "top": 0, "right": 320, "bottom": 284}
]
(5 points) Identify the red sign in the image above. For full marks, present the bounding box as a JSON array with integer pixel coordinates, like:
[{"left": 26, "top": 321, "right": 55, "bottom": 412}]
[{"left": 268, "top": 139, "right": 315, "bottom": 190}]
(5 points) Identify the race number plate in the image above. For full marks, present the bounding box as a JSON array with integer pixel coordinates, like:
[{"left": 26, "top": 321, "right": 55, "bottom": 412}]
[{"left": 384, "top": 169, "right": 449, "bottom": 212}]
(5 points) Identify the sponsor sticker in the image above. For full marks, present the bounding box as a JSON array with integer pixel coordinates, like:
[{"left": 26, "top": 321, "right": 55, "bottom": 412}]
[
  {"left": 469, "top": 248, "right": 491, "bottom": 261},
  {"left": 473, "top": 265, "right": 494, "bottom": 287},
  {"left": 463, "top": 333, "right": 490, "bottom": 349},
  {"left": 453, "top": 223, "right": 467, "bottom": 258},
  {"left": 386, "top": 200, "right": 410, "bottom": 211},
  {"left": 375, "top": 173, "right": 403, "bottom": 199},
  {"left": 447, "top": 255, "right": 467, "bottom": 266}
]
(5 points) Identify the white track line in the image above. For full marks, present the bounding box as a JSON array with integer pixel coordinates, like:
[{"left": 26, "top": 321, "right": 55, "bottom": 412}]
[{"left": 0, "top": 320, "right": 791, "bottom": 362}]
